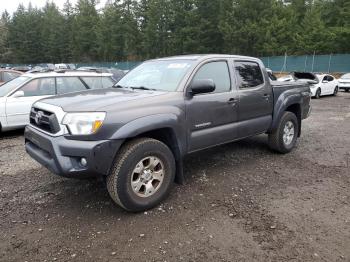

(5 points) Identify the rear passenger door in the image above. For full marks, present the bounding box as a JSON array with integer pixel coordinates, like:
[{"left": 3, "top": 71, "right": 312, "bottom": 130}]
[
  {"left": 186, "top": 60, "right": 239, "bottom": 152},
  {"left": 56, "top": 77, "right": 88, "bottom": 95},
  {"left": 233, "top": 60, "right": 273, "bottom": 138}
]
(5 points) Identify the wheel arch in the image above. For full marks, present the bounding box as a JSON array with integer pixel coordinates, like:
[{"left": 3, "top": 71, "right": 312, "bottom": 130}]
[
  {"left": 285, "top": 103, "right": 302, "bottom": 137},
  {"left": 269, "top": 94, "right": 302, "bottom": 137},
  {"left": 112, "top": 115, "right": 186, "bottom": 185}
]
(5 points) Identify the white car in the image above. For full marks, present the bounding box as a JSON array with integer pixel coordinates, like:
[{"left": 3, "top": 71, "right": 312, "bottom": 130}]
[
  {"left": 338, "top": 73, "right": 350, "bottom": 92},
  {"left": 0, "top": 71, "right": 115, "bottom": 132},
  {"left": 277, "top": 75, "right": 294, "bottom": 82},
  {"left": 310, "top": 74, "right": 338, "bottom": 98}
]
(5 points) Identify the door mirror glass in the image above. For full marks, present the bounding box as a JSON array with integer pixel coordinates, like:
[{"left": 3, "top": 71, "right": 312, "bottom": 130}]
[
  {"left": 12, "top": 90, "right": 24, "bottom": 98},
  {"left": 190, "top": 79, "right": 216, "bottom": 95}
]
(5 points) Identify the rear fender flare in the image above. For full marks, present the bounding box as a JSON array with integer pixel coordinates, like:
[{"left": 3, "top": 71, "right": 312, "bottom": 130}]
[{"left": 269, "top": 93, "right": 302, "bottom": 133}]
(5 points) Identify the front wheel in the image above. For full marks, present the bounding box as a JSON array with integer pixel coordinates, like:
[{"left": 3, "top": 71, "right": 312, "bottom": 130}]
[
  {"left": 268, "top": 112, "right": 299, "bottom": 154},
  {"left": 315, "top": 88, "right": 321, "bottom": 99},
  {"left": 333, "top": 86, "right": 338, "bottom": 96},
  {"left": 107, "top": 138, "right": 175, "bottom": 212}
]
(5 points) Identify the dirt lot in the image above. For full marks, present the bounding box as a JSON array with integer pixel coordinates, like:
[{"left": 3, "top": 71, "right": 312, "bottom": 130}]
[{"left": 0, "top": 92, "right": 349, "bottom": 262}]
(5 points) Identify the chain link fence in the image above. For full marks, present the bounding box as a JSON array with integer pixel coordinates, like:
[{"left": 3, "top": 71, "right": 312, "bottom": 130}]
[
  {"left": 261, "top": 54, "right": 350, "bottom": 73},
  {"left": 2, "top": 54, "right": 350, "bottom": 73}
]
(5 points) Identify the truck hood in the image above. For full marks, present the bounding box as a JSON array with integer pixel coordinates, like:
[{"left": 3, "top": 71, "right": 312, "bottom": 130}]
[{"left": 39, "top": 88, "right": 169, "bottom": 112}]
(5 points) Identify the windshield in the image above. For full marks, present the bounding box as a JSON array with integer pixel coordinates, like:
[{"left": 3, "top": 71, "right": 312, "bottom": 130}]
[
  {"left": 0, "top": 76, "right": 30, "bottom": 97},
  {"left": 341, "top": 73, "right": 350, "bottom": 79},
  {"left": 117, "top": 60, "right": 194, "bottom": 91}
]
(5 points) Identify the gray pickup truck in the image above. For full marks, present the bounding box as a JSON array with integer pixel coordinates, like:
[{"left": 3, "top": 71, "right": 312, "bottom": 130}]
[{"left": 25, "top": 55, "right": 311, "bottom": 212}]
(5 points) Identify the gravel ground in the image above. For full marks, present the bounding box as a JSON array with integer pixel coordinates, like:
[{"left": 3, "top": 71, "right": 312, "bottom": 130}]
[{"left": 0, "top": 92, "right": 349, "bottom": 262}]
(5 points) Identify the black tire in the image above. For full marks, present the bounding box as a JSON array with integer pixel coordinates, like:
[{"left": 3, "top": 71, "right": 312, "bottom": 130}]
[
  {"left": 268, "top": 111, "right": 299, "bottom": 154},
  {"left": 345, "top": 89, "right": 350, "bottom": 92},
  {"left": 315, "top": 88, "right": 321, "bottom": 99},
  {"left": 107, "top": 138, "right": 175, "bottom": 212},
  {"left": 333, "top": 86, "right": 338, "bottom": 96}
]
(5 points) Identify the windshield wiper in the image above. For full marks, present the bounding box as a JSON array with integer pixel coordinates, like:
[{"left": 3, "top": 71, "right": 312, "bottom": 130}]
[
  {"left": 129, "top": 86, "right": 157, "bottom": 91},
  {"left": 113, "top": 84, "right": 126, "bottom": 89}
]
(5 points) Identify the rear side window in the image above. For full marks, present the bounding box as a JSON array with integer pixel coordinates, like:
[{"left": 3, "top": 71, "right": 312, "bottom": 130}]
[
  {"left": 327, "top": 75, "right": 334, "bottom": 82},
  {"left": 234, "top": 61, "right": 264, "bottom": 89},
  {"left": 192, "top": 61, "right": 231, "bottom": 93},
  {"left": 81, "top": 76, "right": 115, "bottom": 89},
  {"left": 20, "top": 78, "right": 55, "bottom": 97},
  {"left": 56, "top": 77, "right": 87, "bottom": 94}
]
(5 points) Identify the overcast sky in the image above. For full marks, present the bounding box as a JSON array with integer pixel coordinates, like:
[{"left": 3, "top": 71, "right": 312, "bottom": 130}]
[{"left": 0, "top": 0, "right": 107, "bottom": 15}]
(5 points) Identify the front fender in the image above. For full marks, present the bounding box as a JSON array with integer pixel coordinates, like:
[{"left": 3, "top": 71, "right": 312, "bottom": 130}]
[
  {"left": 111, "top": 113, "right": 181, "bottom": 139},
  {"left": 110, "top": 113, "right": 187, "bottom": 184}
]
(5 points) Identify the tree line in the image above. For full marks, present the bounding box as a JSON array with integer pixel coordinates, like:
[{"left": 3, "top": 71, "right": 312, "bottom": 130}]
[{"left": 0, "top": 0, "right": 349, "bottom": 64}]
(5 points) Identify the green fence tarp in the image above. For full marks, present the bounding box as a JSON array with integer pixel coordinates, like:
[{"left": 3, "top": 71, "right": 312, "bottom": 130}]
[{"left": 261, "top": 54, "right": 350, "bottom": 73}]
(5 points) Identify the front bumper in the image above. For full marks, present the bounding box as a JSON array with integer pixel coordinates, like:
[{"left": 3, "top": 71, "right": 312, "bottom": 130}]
[
  {"left": 25, "top": 126, "right": 122, "bottom": 178},
  {"left": 338, "top": 84, "right": 350, "bottom": 90}
]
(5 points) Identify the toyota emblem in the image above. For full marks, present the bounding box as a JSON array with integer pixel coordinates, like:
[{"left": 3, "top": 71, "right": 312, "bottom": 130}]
[{"left": 34, "top": 111, "right": 44, "bottom": 125}]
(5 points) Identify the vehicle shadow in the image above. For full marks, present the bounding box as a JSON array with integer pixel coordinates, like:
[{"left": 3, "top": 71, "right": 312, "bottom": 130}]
[
  {"left": 31, "top": 135, "right": 271, "bottom": 216},
  {"left": 0, "top": 129, "right": 24, "bottom": 140}
]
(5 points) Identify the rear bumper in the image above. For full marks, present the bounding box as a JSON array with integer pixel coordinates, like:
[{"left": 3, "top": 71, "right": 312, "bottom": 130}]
[{"left": 25, "top": 126, "right": 122, "bottom": 178}]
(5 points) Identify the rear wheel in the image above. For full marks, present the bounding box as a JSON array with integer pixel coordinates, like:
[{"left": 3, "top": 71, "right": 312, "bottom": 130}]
[
  {"left": 315, "top": 88, "right": 321, "bottom": 99},
  {"left": 107, "top": 138, "right": 175, "bottom": 212},
  {"left": 345, "top": 89, "right": 350, "bottom": 92},
  {"left": 268, "top": 111, "right": 299, "bottom": 154},
  {"left": 333, "top": 86, "right": 338, "bottom": 96}
]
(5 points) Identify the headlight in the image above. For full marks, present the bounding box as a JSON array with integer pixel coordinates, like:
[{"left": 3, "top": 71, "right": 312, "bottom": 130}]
[{"left": 62, "top": 112, "right": 106, "bottom": 135}]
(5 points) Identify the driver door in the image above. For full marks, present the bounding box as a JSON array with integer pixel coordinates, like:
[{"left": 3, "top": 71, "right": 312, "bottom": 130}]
[
  {"left": 6, "top": 78, "right": 56, "bottom": 127},
  {"left": 186, "top": 60, "right": 239, "bottom": 152}
]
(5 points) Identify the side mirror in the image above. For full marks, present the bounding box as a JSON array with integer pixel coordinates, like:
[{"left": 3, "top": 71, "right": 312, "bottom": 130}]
[
  {"left": 12, "top": 90, "right": 24, "bottom": 98},
  {"left": 189, "top": 79, "right": 215, "bottom": 95},
  {"left": 322, "top": 80, "right": 328, "bottom": 83}
]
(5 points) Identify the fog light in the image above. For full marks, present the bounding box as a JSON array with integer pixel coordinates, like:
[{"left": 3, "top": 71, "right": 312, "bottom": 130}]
[{"left": 80, "top": 158, "right": 87, "bottom": 167}]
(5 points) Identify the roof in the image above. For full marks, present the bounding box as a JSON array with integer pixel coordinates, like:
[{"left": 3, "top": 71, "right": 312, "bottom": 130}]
[
  {"left": 22, "top": 70, "right": 113, "bottom": 78},
  {"left": 152, "top": 54, "right": 260, "bottom": 62}
]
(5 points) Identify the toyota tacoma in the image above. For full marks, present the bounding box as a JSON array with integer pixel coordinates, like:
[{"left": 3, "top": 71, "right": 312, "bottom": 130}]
[{"left": 25, "top": 55, "right": 311, "bottom": 212}]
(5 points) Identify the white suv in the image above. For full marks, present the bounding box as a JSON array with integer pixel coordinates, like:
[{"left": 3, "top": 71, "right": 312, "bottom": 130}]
[{"left": 0, "top": 70, "right": 116, "bottom": 132}]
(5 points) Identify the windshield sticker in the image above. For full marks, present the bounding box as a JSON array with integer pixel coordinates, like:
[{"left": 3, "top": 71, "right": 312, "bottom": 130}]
[{"left": 167, "top": 63, "right": 189, "bottom": 69}]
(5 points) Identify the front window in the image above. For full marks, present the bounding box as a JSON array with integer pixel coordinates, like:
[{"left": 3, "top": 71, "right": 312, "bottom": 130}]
[
  {"left": 0, "top": 76, "right": 30, "bottom": 97},
  {"left": 117, "top": 60, "right": 195, "bottom": 91},
  {"left": 192, "top": 61, "right": 231, "bottom": 93},
  {"left": 19, "top": 78, "right": 56, "bottom": 97}
]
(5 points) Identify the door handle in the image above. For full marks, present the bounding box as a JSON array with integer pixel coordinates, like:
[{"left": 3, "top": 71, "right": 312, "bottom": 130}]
[
  {"left": 227, "top": 98, "right": 237, "bottom": 105},
  {"left": 263, "top": 94, "right": 270, "bottom": 101}
]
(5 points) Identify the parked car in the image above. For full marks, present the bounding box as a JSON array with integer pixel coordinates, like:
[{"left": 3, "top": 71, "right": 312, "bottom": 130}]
[
  {"left": 266, "top": 68, "right": 277, "bottom": 81},
  {"left": 55, "top": 63, "right": 69, "bottom": 70},
  {"left": 277, "top": 72, "right": 318, "bottom": 83},
  {"left": 78, "top": 67, "right": 125, "bottom": 81},
  {"left": 0, "top": 69, "right": 23, "bottom": 85},
  {"left": 310, "top": 74, "right": 338, "bottom": 98},
  {"left": 0, "top": 71, "right": 116, "bottom": 132},
  {"left": 25, "top": 54, "right": 311, "bottom": 212},
  {"left": 54, "top": 63, "right": 76, "bottom": 70},
  {"left": 11, "top": 66, "right": 32, "bottom": 73},
  {"left": 338, "top": 73, "right": 350, "bottom": 92},
  {"left": 277, "top": 75, "right": 294, "bottom": 82}
]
